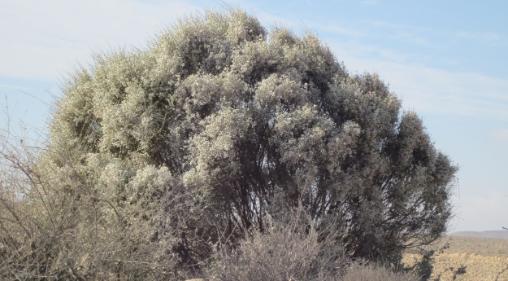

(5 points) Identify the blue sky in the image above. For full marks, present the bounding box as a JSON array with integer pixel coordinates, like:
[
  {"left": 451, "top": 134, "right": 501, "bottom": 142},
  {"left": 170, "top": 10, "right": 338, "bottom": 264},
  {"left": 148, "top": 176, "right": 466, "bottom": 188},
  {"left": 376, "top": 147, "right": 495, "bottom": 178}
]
[{"left": 1, "top": 0, "right": 507, "bottom": 232}]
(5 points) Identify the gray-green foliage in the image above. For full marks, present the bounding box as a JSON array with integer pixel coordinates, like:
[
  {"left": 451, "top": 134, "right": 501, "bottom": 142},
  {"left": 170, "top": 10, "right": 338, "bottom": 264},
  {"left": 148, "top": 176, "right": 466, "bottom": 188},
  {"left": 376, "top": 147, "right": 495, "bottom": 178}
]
[{"left": 11, "top": 10, "right": 456, "bottom": 279}]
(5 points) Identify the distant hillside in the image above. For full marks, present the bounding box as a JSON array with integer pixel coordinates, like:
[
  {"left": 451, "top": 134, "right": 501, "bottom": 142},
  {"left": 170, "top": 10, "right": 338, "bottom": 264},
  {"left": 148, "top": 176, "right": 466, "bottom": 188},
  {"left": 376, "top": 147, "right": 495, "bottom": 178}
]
[{"left": 452, "top": 230, "right": 508, "bottom": 240}]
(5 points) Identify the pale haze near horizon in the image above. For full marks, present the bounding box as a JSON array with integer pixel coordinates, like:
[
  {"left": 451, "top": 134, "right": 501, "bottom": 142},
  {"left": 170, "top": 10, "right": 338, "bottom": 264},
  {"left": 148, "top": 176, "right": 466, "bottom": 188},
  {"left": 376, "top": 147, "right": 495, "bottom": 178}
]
[{"left": 1, "top": 0, "right": 507, "bottom": 232}]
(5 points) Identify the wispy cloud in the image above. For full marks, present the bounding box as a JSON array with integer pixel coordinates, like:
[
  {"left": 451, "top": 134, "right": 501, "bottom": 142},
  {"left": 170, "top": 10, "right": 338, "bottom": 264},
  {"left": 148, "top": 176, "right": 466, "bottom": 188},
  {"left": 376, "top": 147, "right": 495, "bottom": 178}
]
[
  {"left": 329, "top": 42, "right": 508, "bottom": 120},
  {"left": 244, "top": 8, "right": 363, "bottom": 38},
  {"left": 365, "top": 20, "right": 432, "bottom": 46},
  {"left": 455, "top": 30, "right": 504, "bottom": 43},
  {"left": 360, "top": 0, "right": 381, "bottom": 6},
  {"left": 310, "top": 22, "right": 364, "bottom": 38},
  {"left": 0, "top": 0, "right": 198, "bottom": 80}
]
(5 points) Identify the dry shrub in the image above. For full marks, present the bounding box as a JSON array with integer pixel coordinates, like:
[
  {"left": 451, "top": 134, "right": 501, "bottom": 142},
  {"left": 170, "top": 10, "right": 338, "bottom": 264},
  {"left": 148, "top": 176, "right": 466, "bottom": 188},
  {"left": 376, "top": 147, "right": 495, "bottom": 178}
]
[
  {"left": 0, "top": 140, "right": 183, "bottom": 280},
  {"left": 206, "top": 211, "right": 347, "bottom": 281}
]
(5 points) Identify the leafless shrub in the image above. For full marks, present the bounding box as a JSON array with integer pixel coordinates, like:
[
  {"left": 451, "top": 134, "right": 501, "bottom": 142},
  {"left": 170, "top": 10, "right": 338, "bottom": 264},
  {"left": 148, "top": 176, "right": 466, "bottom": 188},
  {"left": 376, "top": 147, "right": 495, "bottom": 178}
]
[{"left": 205, "top": 207, "right": 348, "bottom": 281}]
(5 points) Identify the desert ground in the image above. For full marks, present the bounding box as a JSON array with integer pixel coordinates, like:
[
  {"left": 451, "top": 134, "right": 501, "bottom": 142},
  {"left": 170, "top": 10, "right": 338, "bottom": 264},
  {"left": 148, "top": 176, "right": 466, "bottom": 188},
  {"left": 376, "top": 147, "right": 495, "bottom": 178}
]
[{"left": 404, "top": 234, "right": 508, "bottom": 281}]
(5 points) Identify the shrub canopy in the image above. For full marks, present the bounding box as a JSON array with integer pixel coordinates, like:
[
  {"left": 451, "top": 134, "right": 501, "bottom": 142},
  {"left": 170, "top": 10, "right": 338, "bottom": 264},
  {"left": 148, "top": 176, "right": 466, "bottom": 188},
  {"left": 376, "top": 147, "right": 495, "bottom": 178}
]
[{"left": 37, "top": 10, "right": 456, "bottom": 276}]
